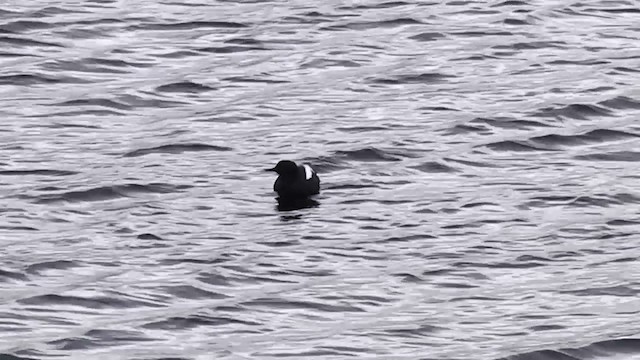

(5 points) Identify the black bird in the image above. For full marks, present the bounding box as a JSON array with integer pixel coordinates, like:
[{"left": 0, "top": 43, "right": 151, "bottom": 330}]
[{"left": 266, "top": 160, "right": 320, "bottom": 199}]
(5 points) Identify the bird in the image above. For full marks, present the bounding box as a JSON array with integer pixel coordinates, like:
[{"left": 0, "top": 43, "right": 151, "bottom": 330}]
[{"left": 265, "top": 160, "right": 320, "bottom": 199}]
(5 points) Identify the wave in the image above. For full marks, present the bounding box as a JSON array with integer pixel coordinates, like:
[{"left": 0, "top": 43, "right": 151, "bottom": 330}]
[
  {"left": 0, "top": 20, "right": 53, "bottom": 32},
  {"left": 123, "top": 143, "right": 232, "bottom": 157},
  {"left": 333, "top": 147, "right": 404, "bottom": 162},
  {"left": 25, "top": 260, "right": 80, "bottom": 274},
  {"left": 0, "top": 268, "right": 29, "bottom": 281},
  {"left": 161, "top": 285, "right": 228, "bottom": 300},
  {"left": 575, "top": 151, "right": 640, "bottom": 162},
  {"left": 0, "top": 169, "right": 77, "bottom": 176},
  {"left": 143, "top": 314, "right": 258, "bottom": 330},
  {"left": 337, "top": 1, "right": 411, "bottom": 10},
  {"left": 493, "top": 40, "right": 567, "bottom": 51},
  {"left": 53, "top": 98, "right": 132, "bottom": 110},
  {"left": 0, "top": 354, "right": 37, "bottom": 360},
  {"left": 241, "top": 297, "right": 366, "bottom": 312},
  {"left": 301, "top": 58, "right": 361, "bottom": 69},
  {"left": 444, "top": 157, "right": 500, "bottom": 168},
  {"left": 529, "top": 129, "right": 639, "bottom": 148},
  {"left": 322, "top": 17, "right": 423, "bottom": 31},
  {"left": 499, "top": 338, "right": 640, "bottom": 360},
  {"left": 368, "top": 72, "right": 453, "bottom": 85},
  {"left": 491, "top": 0, "right": 529, "bottom": 7},
  {"left": 471, "top": 117, "right": 552, "bottom": 130},
  {"left": 598, "top": 96, "right": 640, "bottom": 110},
  {"left": 84, "top": 57, "right": 153, "bottom": 69},
  {"left": 585, "top": 7, "right": 640, "bottom": 14},
  {"left": 18, "top": 293, "right": 162, "bottom": 309},
  {"left": 410, "top": 161, "right": 458, "bottom": 173},
  {"left": 132, "top": 21, "right": 247, "bottom": 31},
  {"left": 524, "top": 193, "right": 640, "bottom": 208},
  {"left": 408, "top": 32, "right": 446, "bottom": 41},
  {"left": 503, "top": 18, "right": 535, "bottom": 25},
  {"left": 0, "top": 35, "right": 63, "bottom": 47},
  {"left": 197, "top": 45, "right": 266, "bottom": 54},
  {"left": 533, "top": 103, "right": 613, "bottom": 120},
  {"left": 482, "top": 140, "right": 555, "bottom": 152},
  {"left": 222, "top": 75, "right": 289, "bottom": 83},
  {"left": 482, "top": 129, "right": 638, "bottom": 152},
  {"left": 155, "top": 81, "right": 216, "bottom": 93},
  {"left": 30, "top": 183, "right": 188, "bottom": 203},
  {"left": 451, "top": 30, "right": 514, "bottom": 37},
  {"left": 49, "top": 329, "right": 153, "bottom": 351},
  {"left": 0, "top": 73, "right": 87, "bottom": 85}
]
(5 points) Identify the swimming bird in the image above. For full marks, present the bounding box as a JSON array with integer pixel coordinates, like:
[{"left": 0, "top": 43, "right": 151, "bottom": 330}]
[{"left": 266, "top": 160, "right": 320, "bottom": 199}]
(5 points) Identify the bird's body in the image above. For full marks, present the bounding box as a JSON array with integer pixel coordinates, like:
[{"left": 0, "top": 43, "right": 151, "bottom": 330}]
[{"left": 267, "top": 160, "right": 320, "bottom": 199}]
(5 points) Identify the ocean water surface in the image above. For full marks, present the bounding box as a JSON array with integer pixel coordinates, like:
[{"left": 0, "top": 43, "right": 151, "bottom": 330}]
[{"left": 1, "top": 0, "right": 640, "bottom": 359}]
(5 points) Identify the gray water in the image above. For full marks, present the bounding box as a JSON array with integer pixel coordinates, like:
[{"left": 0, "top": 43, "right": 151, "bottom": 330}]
[{"left": 1, "top": 0, "right": 640, "bottom": 359}]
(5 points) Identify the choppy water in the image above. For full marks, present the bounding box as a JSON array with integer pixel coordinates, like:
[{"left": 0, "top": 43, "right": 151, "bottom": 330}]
[{"left": 1, "top": 0, "right": 640, "bottom": 359}]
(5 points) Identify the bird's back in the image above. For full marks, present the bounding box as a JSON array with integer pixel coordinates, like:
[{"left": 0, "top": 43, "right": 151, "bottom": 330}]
[{"left": 274, "top": 164, "right": 320, "bottom": 198}]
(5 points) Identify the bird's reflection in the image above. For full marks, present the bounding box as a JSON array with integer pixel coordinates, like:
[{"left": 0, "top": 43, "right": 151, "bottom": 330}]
[{"left": 276, "top": 196, "right": 320, "bottom": 212}]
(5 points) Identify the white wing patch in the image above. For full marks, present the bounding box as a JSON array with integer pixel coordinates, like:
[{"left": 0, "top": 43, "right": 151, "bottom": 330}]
[{"left": 303, "top": 164, "right": 313, "bottom": 180}]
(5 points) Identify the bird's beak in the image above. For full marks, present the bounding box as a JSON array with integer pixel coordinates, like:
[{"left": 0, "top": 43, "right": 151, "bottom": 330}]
[{"left": 265, "top": 167, "right": 276, "bottom": 172}]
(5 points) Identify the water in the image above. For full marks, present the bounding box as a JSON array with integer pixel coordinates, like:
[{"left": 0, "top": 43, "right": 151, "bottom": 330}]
[{"left": 1, "top": 0, "right": 639, "bottom": 359}]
